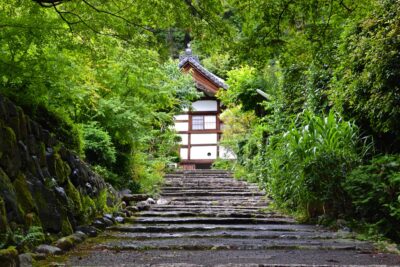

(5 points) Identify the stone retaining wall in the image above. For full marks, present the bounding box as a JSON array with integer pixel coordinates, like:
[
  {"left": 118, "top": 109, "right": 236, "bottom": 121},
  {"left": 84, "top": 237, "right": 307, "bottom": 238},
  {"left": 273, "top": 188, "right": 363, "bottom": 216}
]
[{"left": 0, "top": 95, "right": 115, "bottom": 245}]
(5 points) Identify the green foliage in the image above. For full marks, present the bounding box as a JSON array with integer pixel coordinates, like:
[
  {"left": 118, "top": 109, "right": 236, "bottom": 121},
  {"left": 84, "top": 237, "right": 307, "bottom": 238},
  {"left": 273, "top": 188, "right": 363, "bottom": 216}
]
[
  {"left": 212, "top": 159, "right": 234, "bottom": 170},
  {"left": 218, "top": 66, "right": 268, "bottom": 115},
  {"left": 82, "top": 123, "right": 116, "bottom": 167},
  {"left": 267, "top": 111, "right": 363, "bottom": 217},
  {"left": 344, "top": 155, "right": 400, "bottom": 241},
  {"left": 14, "top": 226, "right": 45, "bottom": 250},
  {"left": 330, "top": 0, "right": 400, "bottom": 153}
]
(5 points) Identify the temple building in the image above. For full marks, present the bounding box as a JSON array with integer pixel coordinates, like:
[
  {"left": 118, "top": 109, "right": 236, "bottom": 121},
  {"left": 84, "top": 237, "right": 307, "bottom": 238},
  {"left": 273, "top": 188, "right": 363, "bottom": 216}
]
[{"left": 174, "top": 47, "right": 235, "bottom": 170}]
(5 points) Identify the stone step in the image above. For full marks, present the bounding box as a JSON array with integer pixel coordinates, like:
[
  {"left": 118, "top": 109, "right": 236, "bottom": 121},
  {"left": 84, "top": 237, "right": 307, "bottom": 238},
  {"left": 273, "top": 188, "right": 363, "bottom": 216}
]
[
  {"left": 161, "top": 187, "right": 260, "bottom": 191},
  {"left": 108, "top": 223, "right": 317, "bottom": 233},
  {"left": 138, "top": 211, "right": 285, "bottom": 218},
  {"left": 160, "top": 192, "right": 264, "bottom": 197},
  {"left": 96, "top": 237, "right": 373, "bottom": 252},
  {"left": 104, "top": 229, "right": 343, "bottom": 240},
  {"left": 150, "top": 205, "right": 267, "bottom": 211},
  {"left": 65, "top": 249, "right": 400, "bottom": 266},
  {"left": 127, "top": 216, "right": 296, "bottom": 225},
  {"left": 158, "top": 201, "right": 268, "bottom": 207},
  {"left": 164, "top": 174, "right": 233, "bottom": 178}
]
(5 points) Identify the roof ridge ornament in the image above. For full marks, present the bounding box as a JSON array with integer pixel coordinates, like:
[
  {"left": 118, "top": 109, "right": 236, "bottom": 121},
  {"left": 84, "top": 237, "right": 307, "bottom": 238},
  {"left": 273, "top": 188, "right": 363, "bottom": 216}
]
[{"left": 185, "top": 43, "right": 192, "bottom": 56}]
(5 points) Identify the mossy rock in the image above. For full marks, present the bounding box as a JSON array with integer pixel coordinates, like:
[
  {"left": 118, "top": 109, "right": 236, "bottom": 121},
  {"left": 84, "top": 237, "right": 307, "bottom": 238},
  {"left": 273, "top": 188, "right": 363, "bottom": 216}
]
[
  {"left": 38, "top": 142, "right": 46, "bottom": 168},
  {"left": 48, "top": 153, "right": 71, "bottom": 185},
  {"left": 0, "top": 246, "right": 18, "bottom": 267},
  {"left": 61, "top": 216, "right": 73, "bottom": 236},
  {"left": 0, "top": 168, "right": 23, "bottom": 224},
  {"left": 0, "top": 122, "right": 21, "bottom": 179},
  {"left": 81, "top": 195, "right": 96, "bottom": 224},
  {"left": 65, "top": 179, "right": 83, "bottom": 220},
  {"left": 0, "top": 196, "right": 12, "bottom": 246},
  {"left": 13, "top": 173, "right": 38, "bottom": 218},
  {"left": 30, "top": 179, "right": 62, "bottom": 233}
]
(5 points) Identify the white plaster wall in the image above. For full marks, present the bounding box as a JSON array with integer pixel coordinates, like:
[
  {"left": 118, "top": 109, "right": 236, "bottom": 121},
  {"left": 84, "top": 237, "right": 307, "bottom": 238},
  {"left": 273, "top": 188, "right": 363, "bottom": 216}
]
[
  {"left": 191, "top": 134, "right": 217, "bottom": 145},
  {"left": 174, "top": 114, "right": 189, "bottom": 121},
  {"left": 180, "top": 148, "right": 188, "bottom": 160},
  {"left": 192, "top": 100, "right": 218, "bottom": 111},
  {"left": 190, "top": 146, "right": 217, "bottom": 160},
  {"left": 179, "top": 134, "right": 188, "bottom": 145},
  {"left": 220, "top": 146, "right": 236, "bottom": 159},
  {"left": 175, "top": 122, "right": 188, "bottom": 131}
]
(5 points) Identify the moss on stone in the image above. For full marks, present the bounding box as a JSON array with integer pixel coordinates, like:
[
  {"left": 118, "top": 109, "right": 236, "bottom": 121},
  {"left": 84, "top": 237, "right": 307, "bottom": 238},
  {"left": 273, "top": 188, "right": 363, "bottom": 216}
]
[
  {"left": 65, "top": 179, "right": 83, "bottom": 219},
  {"left": 54, "top": 153, "right": 71, "bottom": 185},
  {"left": 0, "top": 123, "right": 20, "bottom": 179},
  {"left": 13, "top": 173, "right": 37, "bottom": 216},
  {"left": 0, "top": 246, "right": 18, "bottom": 265},
  {"left": 0, "top": 168, "right": 24, "bottom": 223},
  {"left": 0, "top": 196, "right": 11, "bottom": 246},
  {"left": 61, "top": 216, "right": 73, "bottom": 236},
  {"left": 38, "top": 142, "right": 46, "bottom": 167},
  {"left": 81, "top": 195, "right": 96, "bottom": 224}
]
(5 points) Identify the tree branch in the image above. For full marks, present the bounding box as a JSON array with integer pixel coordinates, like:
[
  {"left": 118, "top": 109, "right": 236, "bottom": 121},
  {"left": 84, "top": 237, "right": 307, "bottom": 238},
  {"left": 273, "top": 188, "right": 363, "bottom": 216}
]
[
  {"left": 338, "top": 0, "right": 354, "bottom": 13},
  {"left": 81, "top": 0, "right": 156, "bottom": 33},
  {"left": 33, "top": 0, "right": 67, "bottom": 8}
]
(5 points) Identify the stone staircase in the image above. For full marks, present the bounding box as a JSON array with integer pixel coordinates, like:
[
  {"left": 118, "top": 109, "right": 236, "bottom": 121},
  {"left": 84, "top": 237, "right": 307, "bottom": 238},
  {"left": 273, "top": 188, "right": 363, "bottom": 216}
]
[{"left": 66, "top": 170, "right": 400, "bottom": 266}]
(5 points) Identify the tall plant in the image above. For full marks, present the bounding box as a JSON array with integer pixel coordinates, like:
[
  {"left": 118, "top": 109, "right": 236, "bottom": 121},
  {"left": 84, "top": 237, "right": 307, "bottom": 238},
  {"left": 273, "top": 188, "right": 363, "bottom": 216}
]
[{"left": 267, "top": 111, "right": 366, "bottom": 218}]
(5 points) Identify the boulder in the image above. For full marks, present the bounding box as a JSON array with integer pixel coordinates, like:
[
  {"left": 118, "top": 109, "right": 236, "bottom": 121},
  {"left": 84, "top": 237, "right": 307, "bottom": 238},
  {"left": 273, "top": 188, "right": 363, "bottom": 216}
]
[
  {"left": 72, "top": 231, "right": 87, "bottom": 242},
  {"left": 0, "top": 123, "right": 21, "bottom": 179},
  {"left": 18, "top": 253, "right": 33, "bottom": 267},
  {"left": 156, "top": 198, "right": 169, "bottom": 205},
  {"left": 122, "top": 193, "right": 149, "bottom": 202},
  {"left": 136, "top": 201, "right": 151, "bottom": 211},
  {"left": 0, "top": 168, "right": 23, "bottom": 224},
  {"left": 101, "top": 217, "right": 114, "bottom": 227},
  {"left": 92, "top": 219, "right": 106, "bottom": 230},
  {"left": 29, "top": 179, "right": 62, "bottom": 233},
  {"left": 146, "top": 198, "right": 156, "bottom": 205},
  {"left": 103, "top": 213, "right": 114, "bottom": 222},
  {"left": 55, "top": 236, "right": 75, "bottom": 251},
  {"left": 115, "top": 216, "right": 125, "bottom": 224},
  {"left": 126, "top": 206, "right": 139, "bottom": 213},
  {"left": 76, "top": 225, "right": 98, "bottom": 237},
  {"left": 35, "top": 244, "right": 63, "bottom": 256}
]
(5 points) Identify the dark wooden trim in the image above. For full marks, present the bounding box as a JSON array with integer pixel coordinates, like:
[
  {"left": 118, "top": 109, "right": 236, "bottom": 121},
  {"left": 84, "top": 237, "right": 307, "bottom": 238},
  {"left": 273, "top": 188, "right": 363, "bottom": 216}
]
[
  {"left": 180, "top": 144, "right": 218, "bottom": 148},
  {"left": 188, "top": 114, "right": 192, "bottom": 160},
  {"left": 217, "top": 133, "right": 221, "bottom": 158},
  {"left": 200, "top": 95, "right": 217, "bottom": 100},
  {"left": 178, "top": 130, "right": 223, "bottom": 134},
  {"left": 175, "top": 120, "right": 188, "bottom": 122},
  {"left": 181, "top": 159, "right": 215, "bottom": 164},
  {"left": 188, "top": 111, "right": 219, "bottom": 115}
]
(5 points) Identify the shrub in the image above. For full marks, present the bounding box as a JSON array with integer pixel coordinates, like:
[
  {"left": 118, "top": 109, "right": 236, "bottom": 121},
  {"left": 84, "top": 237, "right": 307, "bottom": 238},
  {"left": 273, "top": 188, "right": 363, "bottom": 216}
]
[
  {"left": 267, "top": 111, "right": 365, "bottom": 218},
  {"left": 343, "top": 154, "right": 400, "bottom": 241},
  {"left": 82, "top": 122, "right": 116, "bottom": 167}
]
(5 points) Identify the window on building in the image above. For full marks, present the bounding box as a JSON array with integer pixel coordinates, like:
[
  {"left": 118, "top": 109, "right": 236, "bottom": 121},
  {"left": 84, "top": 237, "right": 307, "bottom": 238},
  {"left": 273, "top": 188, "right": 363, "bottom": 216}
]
[{"left": 192, "top": 115, "right": 216, "bottom": 130}]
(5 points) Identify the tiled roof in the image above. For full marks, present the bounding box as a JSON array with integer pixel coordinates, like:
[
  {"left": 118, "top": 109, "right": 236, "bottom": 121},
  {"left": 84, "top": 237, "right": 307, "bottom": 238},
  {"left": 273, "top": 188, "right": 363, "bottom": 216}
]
[{"left": 178, "top": 48, "right": 228, "bottom": 90}]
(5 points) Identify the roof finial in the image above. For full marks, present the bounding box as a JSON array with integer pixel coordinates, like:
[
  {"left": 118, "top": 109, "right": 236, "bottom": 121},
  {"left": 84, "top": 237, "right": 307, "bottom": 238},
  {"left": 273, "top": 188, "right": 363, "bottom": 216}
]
[{"left": 185, "top": 42, "right": 192, "bottom": 56}]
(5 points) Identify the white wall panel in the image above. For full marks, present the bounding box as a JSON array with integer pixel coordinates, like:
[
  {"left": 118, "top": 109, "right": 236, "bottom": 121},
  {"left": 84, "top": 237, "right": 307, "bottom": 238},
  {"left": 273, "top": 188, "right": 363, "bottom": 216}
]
[
  {"left": 180, "top": 148, "right": 188, "bottom": 160},
  {"left": 220, "top": 146, "right": 236, "bottom": 159},
  {"left": 179, "top": 134, "right": 188, "bottom": 145},
  {"left": 175, "top": 122, "right": 188, "bottom": 131},
  {"left": 191, "top": 134, "right": 217, "bottom": 145},
  {"left": 192, "top": 100, "right": 218, "bottom": 111},
  {"left": 190, "top": 146, "right": 217, "bottom": 160},
  {"left": 174, "top": 114, "right": 189, "bottom": 121}
]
